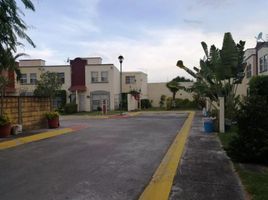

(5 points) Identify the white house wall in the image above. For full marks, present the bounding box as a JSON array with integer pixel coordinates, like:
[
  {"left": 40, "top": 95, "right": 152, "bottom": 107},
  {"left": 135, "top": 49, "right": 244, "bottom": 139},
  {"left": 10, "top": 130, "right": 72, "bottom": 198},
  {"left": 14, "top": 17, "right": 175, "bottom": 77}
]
[{"left": 148, "top": 82, "right": 194, "bottom": 107}]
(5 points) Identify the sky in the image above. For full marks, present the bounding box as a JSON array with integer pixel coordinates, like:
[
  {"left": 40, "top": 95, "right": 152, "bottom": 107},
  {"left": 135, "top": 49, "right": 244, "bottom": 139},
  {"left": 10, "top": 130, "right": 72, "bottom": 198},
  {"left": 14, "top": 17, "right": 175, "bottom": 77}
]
[{"left": 18, "top": 0, "right": 268, "bottom": 82}]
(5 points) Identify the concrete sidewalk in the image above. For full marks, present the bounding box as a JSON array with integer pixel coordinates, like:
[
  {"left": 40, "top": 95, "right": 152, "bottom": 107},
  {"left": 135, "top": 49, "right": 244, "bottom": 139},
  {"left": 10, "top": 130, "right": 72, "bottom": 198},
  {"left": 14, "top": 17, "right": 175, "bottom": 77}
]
[{"left": 169, "top": 111, "right": 246, "bottom": 200}]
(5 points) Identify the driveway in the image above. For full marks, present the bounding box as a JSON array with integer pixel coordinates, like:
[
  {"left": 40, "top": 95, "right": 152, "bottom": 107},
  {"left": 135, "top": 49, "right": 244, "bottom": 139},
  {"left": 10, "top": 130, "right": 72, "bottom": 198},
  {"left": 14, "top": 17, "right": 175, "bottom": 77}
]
[{"left": 0, "top": 112, "right": 187, "bottom": 200}]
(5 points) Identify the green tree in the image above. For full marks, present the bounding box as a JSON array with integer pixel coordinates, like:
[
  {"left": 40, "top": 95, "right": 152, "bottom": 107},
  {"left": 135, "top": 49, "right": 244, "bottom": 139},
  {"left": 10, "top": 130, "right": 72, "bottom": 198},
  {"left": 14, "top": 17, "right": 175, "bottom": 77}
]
[
  {"left": 0, "top": 0, "right": 35, "bottom": 51},
  {"left": 0, "top": 0, "right": 35, "bottom": 75},
  {"left": 228, "top": 76, "right": 268, "bottom": 164},
  {"left": 172, "top": 76, "right": 192, "bottom": 82},
  {"left": 34, "top": 72, "right": 63, "bottom": 98},
  {"left": 159, "top": 95, "right": 166, "bottom": 108},
  {"left": 166, "top": 81, "right": 181, "bottom": 101}
]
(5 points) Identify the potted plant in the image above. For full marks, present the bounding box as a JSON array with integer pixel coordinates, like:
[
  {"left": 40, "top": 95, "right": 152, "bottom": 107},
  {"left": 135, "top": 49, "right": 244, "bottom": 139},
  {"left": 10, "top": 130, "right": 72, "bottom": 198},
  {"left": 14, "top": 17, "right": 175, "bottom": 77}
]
[
  {"left": 45, "top": 111, "right": 60, "bottom": 128},
  {"left": 0, "top": 114, "right": 11, "bottom": 137}
]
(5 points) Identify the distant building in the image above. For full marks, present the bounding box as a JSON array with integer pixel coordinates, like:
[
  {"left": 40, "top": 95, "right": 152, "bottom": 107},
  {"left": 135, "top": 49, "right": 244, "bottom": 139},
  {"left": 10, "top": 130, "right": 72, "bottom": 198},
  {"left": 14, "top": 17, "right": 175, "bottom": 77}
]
[{"left": 5, "top": 56, "right": 195, "bottom": 110}]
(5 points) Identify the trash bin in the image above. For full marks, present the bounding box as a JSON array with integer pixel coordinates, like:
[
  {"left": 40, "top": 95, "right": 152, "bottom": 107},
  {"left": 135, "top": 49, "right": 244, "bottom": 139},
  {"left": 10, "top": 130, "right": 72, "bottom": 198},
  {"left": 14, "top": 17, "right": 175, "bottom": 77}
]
[{"left": 203, "top": 118, "right": 214, "bottom": 133}]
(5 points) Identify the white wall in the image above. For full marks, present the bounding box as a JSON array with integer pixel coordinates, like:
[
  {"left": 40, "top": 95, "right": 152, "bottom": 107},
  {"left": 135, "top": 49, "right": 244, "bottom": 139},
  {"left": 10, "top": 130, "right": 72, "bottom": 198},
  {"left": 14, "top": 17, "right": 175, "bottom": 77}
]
[
  {"left": 148, "top": 82, "right": 194, "bottom": 107},
  {"left": 85, "top": 64, "right": 119, "bottom": 111},
  {"left": 122, "top": 72, "right": 148, "bottom": 99}
]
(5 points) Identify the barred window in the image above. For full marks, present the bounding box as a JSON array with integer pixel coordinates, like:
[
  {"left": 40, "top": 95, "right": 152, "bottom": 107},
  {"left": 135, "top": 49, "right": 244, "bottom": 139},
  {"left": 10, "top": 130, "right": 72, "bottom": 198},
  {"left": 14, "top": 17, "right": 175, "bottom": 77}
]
[
  {"left": 91, "top": 72, "right": 98, "bottom": 83},
  {"left": 101, "top": 71, "right": 108, "bottom": 82}
]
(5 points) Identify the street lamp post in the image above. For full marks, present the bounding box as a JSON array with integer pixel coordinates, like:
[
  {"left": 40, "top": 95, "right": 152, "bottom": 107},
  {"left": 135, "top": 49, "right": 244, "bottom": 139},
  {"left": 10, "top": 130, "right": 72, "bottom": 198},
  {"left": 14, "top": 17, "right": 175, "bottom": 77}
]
[{"left": 118, "top": 55, "right": 124, "bottom": 115}]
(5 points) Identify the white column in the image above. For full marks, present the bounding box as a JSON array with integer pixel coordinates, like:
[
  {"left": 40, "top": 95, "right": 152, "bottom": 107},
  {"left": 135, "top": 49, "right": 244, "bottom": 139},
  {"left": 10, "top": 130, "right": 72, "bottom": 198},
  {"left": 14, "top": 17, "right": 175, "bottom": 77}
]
[{"left": 219, "top": 97, "right": 225, "bottom": 133}]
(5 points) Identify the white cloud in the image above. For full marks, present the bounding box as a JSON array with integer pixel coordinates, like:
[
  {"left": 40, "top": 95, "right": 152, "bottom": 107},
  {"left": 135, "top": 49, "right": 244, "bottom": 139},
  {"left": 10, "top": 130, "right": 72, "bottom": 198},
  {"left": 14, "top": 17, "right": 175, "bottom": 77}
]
[{"left": 77, "top": 28, "right": 223, "bottom": 82}]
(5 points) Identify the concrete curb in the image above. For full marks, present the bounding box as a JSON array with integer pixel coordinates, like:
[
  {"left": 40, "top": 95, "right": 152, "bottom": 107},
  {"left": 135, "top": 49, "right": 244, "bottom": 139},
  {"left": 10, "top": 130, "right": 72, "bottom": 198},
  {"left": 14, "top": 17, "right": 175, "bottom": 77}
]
[
  {"left": 0, "top": 128, "right": 74, "bottom": 150},
  {"left": 138, "top": 111, "right": 195, "bottom": 200}
]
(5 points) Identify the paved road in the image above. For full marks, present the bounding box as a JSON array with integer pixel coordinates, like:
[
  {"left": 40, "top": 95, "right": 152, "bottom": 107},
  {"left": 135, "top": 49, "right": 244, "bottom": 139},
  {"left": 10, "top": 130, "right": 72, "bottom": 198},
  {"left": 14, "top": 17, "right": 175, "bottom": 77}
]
[{"left": 0, "top": 112, "right": 187, "bottom": 200}]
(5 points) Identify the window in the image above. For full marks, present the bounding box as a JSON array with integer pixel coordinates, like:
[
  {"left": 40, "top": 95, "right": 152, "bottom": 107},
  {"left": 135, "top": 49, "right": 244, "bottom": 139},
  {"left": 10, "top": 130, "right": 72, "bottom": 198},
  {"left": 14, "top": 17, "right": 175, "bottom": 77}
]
[
  {"left": 260, "top": 57, "right": 264, "bottom": 72},
  {"left": 125, "top": 76, "right": 135, "bottom": 84},
  {"left": 57, "top": 72, "right": 65, "bottom": 84},
  {"left": 246, "top": 64, "right": 252, "bottom": 78},
  {"left": 30, "top": 73, "right": 37, "bottom": 84},
  {"left": 264, "top": 55, "right": 268, "bottom": 72},
  {"left": 91, "top": 72, "right": 98, "bottom": 83},
  {"left": 101, "top": 71, "right": 108, "bottom": 82},
  {"left": 20, "top": 74, "right": 27, "bottom": 84},
  {"left": 259, "top": 55, "right": 268, "bottom": 73}
]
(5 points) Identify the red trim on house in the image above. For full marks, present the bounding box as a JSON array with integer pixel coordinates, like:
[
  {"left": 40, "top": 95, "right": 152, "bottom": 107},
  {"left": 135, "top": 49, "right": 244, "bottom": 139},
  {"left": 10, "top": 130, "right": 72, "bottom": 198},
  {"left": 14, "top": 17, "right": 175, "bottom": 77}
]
[
  {"left": 69, "top": 58, "right": 87, "bottom": 92},
  {"left": 69, "top": 85, "right": 87, "bottom": 92}
]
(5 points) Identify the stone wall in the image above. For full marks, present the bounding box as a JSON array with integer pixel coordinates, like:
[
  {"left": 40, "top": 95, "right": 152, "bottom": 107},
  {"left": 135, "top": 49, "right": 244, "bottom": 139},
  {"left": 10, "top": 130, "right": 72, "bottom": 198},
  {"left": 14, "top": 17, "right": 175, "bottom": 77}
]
[{"left": 2, "top": 96, "right": 51, "bottom": 130}]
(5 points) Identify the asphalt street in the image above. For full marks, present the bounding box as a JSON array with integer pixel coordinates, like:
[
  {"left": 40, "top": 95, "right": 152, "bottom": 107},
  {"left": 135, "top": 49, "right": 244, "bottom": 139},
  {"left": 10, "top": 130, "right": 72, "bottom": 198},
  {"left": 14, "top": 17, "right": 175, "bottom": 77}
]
[{"left": 0, "top": 112, "right": 187, "bottom": 200}]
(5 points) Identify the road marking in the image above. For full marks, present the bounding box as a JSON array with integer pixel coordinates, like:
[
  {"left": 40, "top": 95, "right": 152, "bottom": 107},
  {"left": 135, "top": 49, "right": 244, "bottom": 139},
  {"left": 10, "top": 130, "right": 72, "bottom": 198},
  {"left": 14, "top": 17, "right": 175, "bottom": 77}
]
[
  {"left": 139, "top": 111, "right": 195, "bottom": 200},
  {"left": 0, "top": 127, "right": 82, "bottom": 150}
]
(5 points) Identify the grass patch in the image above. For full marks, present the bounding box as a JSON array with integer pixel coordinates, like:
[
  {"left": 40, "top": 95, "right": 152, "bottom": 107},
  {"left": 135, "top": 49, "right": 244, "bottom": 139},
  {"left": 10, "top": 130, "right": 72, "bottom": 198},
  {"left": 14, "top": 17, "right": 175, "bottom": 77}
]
[
  {"left": 218, "top": 126, "right": 237, "bottom": 150},
  {"left": 235, "top": 164, "right": 268, "bottom": 200},
  {"left": 218, "top": 128, "right": 268, "bottom": 200}
]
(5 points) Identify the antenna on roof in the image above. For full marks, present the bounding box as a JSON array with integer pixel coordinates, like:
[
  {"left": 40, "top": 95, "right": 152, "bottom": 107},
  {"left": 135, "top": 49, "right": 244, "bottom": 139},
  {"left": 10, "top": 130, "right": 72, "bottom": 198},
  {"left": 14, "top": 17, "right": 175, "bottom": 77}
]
[{"left": 255, "top": 32, "right": 265, "bottom": 42}]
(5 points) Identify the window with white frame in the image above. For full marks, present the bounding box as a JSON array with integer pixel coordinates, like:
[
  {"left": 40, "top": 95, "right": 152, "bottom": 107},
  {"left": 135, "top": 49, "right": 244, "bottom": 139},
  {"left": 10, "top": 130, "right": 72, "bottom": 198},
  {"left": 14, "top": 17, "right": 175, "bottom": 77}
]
[
  {"left": 264, "top": 54, "right": 268, "bottom": 72},
  {"left": 30, "top": 73, "right": 37, "bottom": 84},
  {"left": 57, "top": 72, "right": 65, "bottom": 84},
  {"left": 91, "top": 72, "right": 98, "bottom": 83},
  {"left": 20, "top": 74, "right": 27, "bottom": 84},
  {"left": 246, "top": 64, "right": 252, "bottom": 78},
  {"left": 101, "top": 71, "right": 108, "bottom": 82},
  {"left": 260, "top": 57, "right": 264, "bottom": 72},
  {"left": 259, "top": 55, "right": 268, "bottom": 73},
  {"left": 125, "top": 76, "right": 135, "bottom": 84}
]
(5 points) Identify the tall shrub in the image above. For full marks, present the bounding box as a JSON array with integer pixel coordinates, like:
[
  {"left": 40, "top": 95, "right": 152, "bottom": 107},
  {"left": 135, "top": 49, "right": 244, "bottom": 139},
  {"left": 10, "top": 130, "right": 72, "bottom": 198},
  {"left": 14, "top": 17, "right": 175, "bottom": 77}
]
[{"left": 228, "top": 76, "right": 268, "bottom": 164}]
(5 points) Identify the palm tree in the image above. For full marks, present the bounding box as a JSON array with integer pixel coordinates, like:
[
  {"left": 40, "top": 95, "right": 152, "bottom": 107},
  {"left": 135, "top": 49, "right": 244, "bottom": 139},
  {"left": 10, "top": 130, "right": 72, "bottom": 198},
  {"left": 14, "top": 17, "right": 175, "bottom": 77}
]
[
  {"left": 0, "top": 0, "right": 35, "bottom": 52},
  {"left": 166, "top": 81, "right": 183, "bottom": 107}
]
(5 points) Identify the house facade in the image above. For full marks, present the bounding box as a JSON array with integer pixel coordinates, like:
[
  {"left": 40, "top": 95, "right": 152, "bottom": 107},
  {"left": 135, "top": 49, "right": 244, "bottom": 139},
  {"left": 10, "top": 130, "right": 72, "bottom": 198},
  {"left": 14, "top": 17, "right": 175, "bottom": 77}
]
[
  {"left": 237, "top": 42, "right": 268, "bottom": 96},
  {"left": 122, "top": 72, "right": 148, "bottom": 99},
  {"left": 4, "top": 56, "right": 196, "bottom": 111},
  {"left": 15, "top": 57, "right": 121, "bottom": 111}
]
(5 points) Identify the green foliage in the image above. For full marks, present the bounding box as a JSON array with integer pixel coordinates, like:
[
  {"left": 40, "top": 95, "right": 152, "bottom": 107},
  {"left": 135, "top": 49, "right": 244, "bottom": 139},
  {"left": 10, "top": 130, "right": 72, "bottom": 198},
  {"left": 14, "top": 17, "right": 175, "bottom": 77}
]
[
  {"left": 192, "top": 93, "right": 206, "bottom": 109},
  {"left": 171, "top": 76, "right": 193, "bottom": 82},
  {"left": 0, "top": 114, "right": 11, "bottom": 126},
  {"left": 141, "top": 99, "right": 152, "bottom": 109},
  {"left": 159, "top": 95, "right": 166, "bottom": 108},
  {"left": 166, "top": 81, "right": 183, "bottom": 101},
  {"left": 228, "top": 96, "right": 268, "bottom": 164},
  {"left": 45, "top": 111, "right": 59, "bottom": 120},
  {"left": 249, "top": 75, "right": 268, "bottom": 96},
  {"left": 34, "top": 72, "right": 63, "bottom": 98},
  {"left": 64, "top": 103, "right": 78, "bottom": 114},
  {"left": 166, "top": 97, "right": 197, "bottom": 110},
  {"left": 235, "top": 164, "right": 268, "bottom": 200},
  {"left": 174, "top": 98, "right": 197, "bottom": 109},
  {"left": 219, "top": 130, "right": 268, "bottom": 200},
  {"left": 0, "top": 0, "right": 35, "bottom": 52},
  {"left": 179, "top": 32, "right": 246, "bottom": 120},
  {"left": 166, "top": 97, "right": 172, "bottom": 110},
  {"left": 55, "top": 90, "right": 67, "bottom": 108}
]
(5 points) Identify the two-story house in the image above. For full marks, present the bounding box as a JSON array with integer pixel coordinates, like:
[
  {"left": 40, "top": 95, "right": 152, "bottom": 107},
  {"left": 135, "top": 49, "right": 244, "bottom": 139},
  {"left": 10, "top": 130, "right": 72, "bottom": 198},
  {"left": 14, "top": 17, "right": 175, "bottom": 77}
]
[
  {"left": 237, "top": 42, "right": 268, "bottom": 96},
  {"left": 69, "top": 57, "right": 120, "bottom": 111},
  {"left": 14, "top": 57, "right": 149, "bottom": 111}
]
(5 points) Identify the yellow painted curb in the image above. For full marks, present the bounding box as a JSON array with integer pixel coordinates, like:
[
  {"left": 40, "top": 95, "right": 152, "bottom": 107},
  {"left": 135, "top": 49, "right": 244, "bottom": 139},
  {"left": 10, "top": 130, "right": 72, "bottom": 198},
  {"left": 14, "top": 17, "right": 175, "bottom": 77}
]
[
  {"left": 0, "top": 128, "right": 73, "bottom": 150},
  {"left": 139, "top": 111, "right": 195, "bottom": 200}
]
